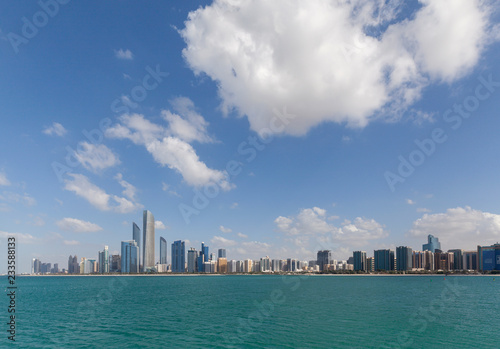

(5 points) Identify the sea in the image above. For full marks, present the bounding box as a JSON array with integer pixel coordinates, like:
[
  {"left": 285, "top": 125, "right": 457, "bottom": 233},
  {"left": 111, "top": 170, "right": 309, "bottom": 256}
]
[{"left": 9, "top": 275, "right": 500, "bottom": 348}]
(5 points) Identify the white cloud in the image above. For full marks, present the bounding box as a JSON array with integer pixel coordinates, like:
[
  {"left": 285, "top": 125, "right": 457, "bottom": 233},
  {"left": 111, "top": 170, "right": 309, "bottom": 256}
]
[
  {"left": 219, "top": 225, "right": 232, "bottom": 234},
  {"left": 43, "top": 122, "right": 67, "bottom": 137},
  {"left": 0, "top": 231, "right": 37, "bottom": 244},
  {"left": 64, "top": 173, "right": 143, "bottom": 213},
  {"left": 181, "top": 0, "right": 498, "bottom": 135},
  {"left": 74, "top": 142, "right": 120, "bottom": 172},
  {"left": 230, "top": 202, "right": 239, "bottom": 209},
  {"left": 115, "top": 48, "right": 133, "bottom": 60},
  {"left": 211, "top": 235, "right": 237, "bottom": 247},
  {"left": 106, "top": 111, "right": 232, "bottom": 190},
  {"left": 56, "top": 217, "right": 103, "bottom": 233},
  {"left": 155, "top": 221, "right": 167, "bottom": 230},
  {"left": 63, "top": 240, "right": 80, "bottom": 246},
  {"left": 416, "top": 207, "right": 431, "bottom": 213},
  {"left": 162, "top": 97, "right": 215, "bottom": 143},
  {"left": 409, "top": 206, "right": 500, "bottom": 249},
  {"left": 237, "top": 232, "right": 248, "bottom": 239},
  {"left": 0, "top": 171, "right": 10, "bottom": 186},
  {"left": 275, "top": 207, "right": 388, "bottom": 248},
  {"left": 406, "top": 199, "right": 415, "bottom": 205},
  {"left": 115, "top": 173, "right": 137, "bottom": 201}
]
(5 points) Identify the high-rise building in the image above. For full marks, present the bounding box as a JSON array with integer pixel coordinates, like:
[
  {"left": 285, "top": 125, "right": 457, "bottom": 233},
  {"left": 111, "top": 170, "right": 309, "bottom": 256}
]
[
  {"left": 423, "top": 234, "right": 441, "bottom": 253},
  {"left": 244, "top": 259, "right": 253, "bottom": 273},
  {"left": 448, "top": 249, "right": 464, "bottom": 270},
  {"left": 98, "top": 246, "right": 109, "bottom": 274},
  {"left": 218, "top": 248, "right": 226, "bottom": 259},
  {"left": 396, "top": 246, "right": 413, "bottom": 271},
  {"left": 228, "top": 260, "right": 237, "bottom": 273},
  {"left": 260, "top": 256, "right": 271, "bottom": 272},
  {"left": 160, "top": 237, "right": 167, "bottom": 265},
  {"left": 110, "top": 254, "right": 121, "bottom": 272},
  {"left": 272, "top": 259, "right": 281, "bottom": 272},
  {"left": 366, "top": 257, "right": 375, "bottom": 272},
  {"left": 218, "top": 258, "right": 228, "bottom": 273},
  {"left": 31, "top": 258, "right": 41, "bottom": 274},
  {"left": 434, "top": 251, "right": 454, "bottom": 271},
  {"left": 133, "top": 222, "right": 141, "bottom": 270},
  {"left": 142, "top": 210, "right": 155, "bottom": 272},
  {"left": 204, "top": 260, "right": 216, "bottom": 273},
  {"left": 236, "top": 260, "right": 244, "bottom": 273},
  {"left": 463, "top": 251, "right": 477, "bottom": 270},
  {"left": 171, "top": 240, "right": 185, "bottom": 273},
  {"left": 121, "top": 240, "right": 139, "bottom": 273},
  {"left": 198, "top": 242, "right": 209, "bottom": 272},
  {"left": 374, "top": 249, "right": 395, "bottom": 271},
  {"left": 187, "top": 248, "right": 198, "bottom": 273},
  {"left": 353, "top": 251, "right": 367, "bottom": 271},
  {"left": 422, "top": 250, "right": 434, "bottom": 270},
  {"left": 68, "top": 255, "right": 78, "bottom": 274},
  {"left": 287, "top": 258, "right": 298, "bottom": 272},
  {"left": 317, "top": 250, "right": 333, "bottom": 271},
  {"left": 478, "top": 243, "right": 500, "bottom": 271}
]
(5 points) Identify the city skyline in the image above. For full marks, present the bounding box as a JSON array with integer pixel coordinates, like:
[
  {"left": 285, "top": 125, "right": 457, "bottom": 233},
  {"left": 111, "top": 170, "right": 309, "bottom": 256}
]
[
  {"left": 29, "top": 212, "right": 500, "bottom": 274},
  {"left": 2, "top": 1, "right": 500, "bottom": 274}
]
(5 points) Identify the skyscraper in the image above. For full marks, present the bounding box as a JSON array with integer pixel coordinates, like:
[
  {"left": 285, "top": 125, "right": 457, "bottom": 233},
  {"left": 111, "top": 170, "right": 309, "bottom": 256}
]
[
  {"left": 218, "top": 249, "right": 226, "bottom": 259},
  {"left": 423, "top": 234, "right": 441, "bottom": 253},
  {"left": 396, "top": 246, "right": 413, "bottom": 271},
  {"left": 260, "top": 256, "right": 270, "bottom": 272},
  {"left": 218, "top": 258, "right": 228, "bottom": 273},
  {"left": 110, "top": 254, "right": 121, "bottom": 272},
  {"left": 317, "top": 250, "right": 333, "bottom": 271},
  {"left": 98, "top": 246, "right": 109, "bottom": 274},
  {"left": 67, "top": 255, "right": 79, "bottom": 274},
  {"left": 187, "top": 248, "right": 198, "bottom": 273},
  {"left": 132, "top": 222, "right": 141, "bottom": 270},
  {"left": 374, "top": 249, "right": 395, "bottom": 271},
  {"left": 448, "top": 249, "right": 464, "bottom": 270},
  {"left": 353, "top": 251, "right": 367, "bottom": 271},
  {"left": 160, "top": 237, "right": 167, "bottom": 265},
  {"left": 198, "top": 242, "right": 209, "bottom": 272},
  {"left": 142, "top": 210, "right": 155, "bottom": 272},
  {"left": 171, "top": 240, "right": 185, "bottom": 273},
  {"left": 121, "top": 240, "right": 139, "bottom": 273}
]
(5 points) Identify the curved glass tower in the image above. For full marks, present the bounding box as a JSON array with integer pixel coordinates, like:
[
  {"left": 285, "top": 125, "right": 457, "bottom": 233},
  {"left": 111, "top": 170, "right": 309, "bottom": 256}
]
[{"left": 142, "top": 210, "right": 155, "bottom": 272}]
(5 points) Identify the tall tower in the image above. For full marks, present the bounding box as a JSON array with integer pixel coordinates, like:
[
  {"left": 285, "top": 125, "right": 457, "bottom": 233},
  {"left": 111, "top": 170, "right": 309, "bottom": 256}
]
[
  {"left": 132, "top": 222, "right": 141, "bottom": 270},
  {"left": 160, "top": 237, "right": 167, "bottom": 265},
  {"left": 171, "top": 240, "right": 185, "bottom": 273},
  {"left": 142, "top": 210, "right": 155, "bottom": 272}
]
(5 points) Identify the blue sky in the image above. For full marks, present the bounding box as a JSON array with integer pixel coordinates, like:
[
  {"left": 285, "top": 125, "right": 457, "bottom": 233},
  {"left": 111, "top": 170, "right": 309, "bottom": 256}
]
[{"left": 1, "top": 0, "right": 500, "bottom": 273}]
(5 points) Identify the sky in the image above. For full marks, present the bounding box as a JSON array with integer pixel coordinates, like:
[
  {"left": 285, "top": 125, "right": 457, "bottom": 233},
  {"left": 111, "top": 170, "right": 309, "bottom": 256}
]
[{"left": 1, "top": 0, "right": 500, "bottom": 274}]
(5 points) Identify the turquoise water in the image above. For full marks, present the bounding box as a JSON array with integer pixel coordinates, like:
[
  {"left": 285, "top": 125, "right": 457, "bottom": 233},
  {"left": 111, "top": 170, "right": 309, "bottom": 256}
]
[{"left": 8, "top": 275, "right": 500, "bottom": 348}]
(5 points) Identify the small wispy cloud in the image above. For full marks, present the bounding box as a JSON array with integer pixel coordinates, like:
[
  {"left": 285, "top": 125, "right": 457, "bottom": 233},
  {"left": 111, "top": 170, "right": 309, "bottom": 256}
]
[
  {"left": 406, "top": 199, "right": 415, "bottom": 205},
  {"left": 63, "top": 240, "right": 80, "bottom": 246},
  {"left": 43, "top": 122, "right": 67, "bottom": 137},
  {"left": 0, "top": 171, "right": 10, "bottom": 186},
  {"left": 219, "top": 225, "right": 232, "bottom": 234},
  {"left": 56, "top": 217, "right": 103, "bottom": 233},
  {"left": 115, "top": 48, "right": 133, "bottom": 60},
  {"left": 237, "top": 232, "right": 248, "bottom": 239}
]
